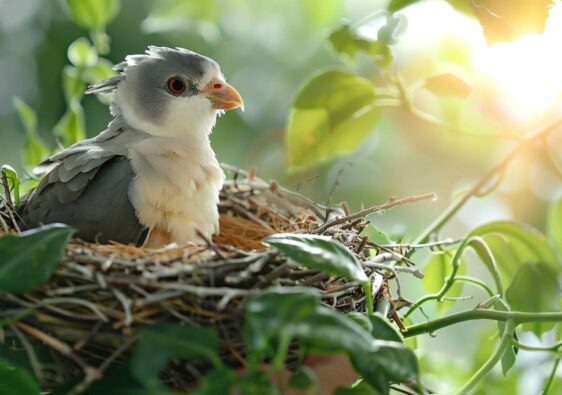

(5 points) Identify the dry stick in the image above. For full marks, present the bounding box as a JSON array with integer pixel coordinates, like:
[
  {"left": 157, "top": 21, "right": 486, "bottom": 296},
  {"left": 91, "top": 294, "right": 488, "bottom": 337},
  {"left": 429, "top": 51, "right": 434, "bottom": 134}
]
[
  {"left": 1, "top": 171, "right": 14, "bottom": 208},
  {"left": 327, "top": 161, "right": 352, "bottom": 204},
  {"left": 368, "top": 241, "right": 416, "bottom": 267},
  {"left": 0, "top": 172, "right": 22, "bottom": 233},
  {"left": 314, "top": 193, "right": 437, "bottom": 234},
  {"left": 0, "top": 195, "right": 20, "bottom": 233},
  {"left": 14, "top": 322, "right": 101, "bottom": 381},
  {"left": 411, "top": 119, "right": 562, "bottom": 251},
  {"left": 380, "top": 238, "right": 459, "bottom": 250},
  {"left": 0, "top": 210, "right": 9, "bottom": 233},
  {"left": 364, "top": 261, "right": 425, "bottom": 279}
]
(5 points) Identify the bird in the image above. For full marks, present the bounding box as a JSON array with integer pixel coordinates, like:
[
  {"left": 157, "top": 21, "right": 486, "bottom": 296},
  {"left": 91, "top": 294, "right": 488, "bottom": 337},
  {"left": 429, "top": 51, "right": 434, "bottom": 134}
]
[{"left": 17, "top": 46, "right": 244, "bottom": 247}]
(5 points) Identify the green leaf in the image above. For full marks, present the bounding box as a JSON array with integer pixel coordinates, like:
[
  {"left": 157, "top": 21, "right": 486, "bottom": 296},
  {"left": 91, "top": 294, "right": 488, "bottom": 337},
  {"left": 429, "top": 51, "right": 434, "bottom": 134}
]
[
  {"left": 245, "top": 287, "right": 375, "bottom": 356},
  {"left": 54, "top": 101, "right": 86, "bottom": 147},
  {"left": 367, "top": 313, "right": 403, "bottom": 342},
  {"left": 300, "top": 0, "right": 341, "bottom": 27},
  {"left": 328, "top": 24, "right": 362, "bottom": 60},
  {"left": 237, "top": 370, "right": 280, "bottom": 395},
  {"left": 90, "top": 29, "right": 111, "bottom": 55},
  {"left": 388, "top": 0, "right": 422, "bottom": 12},
  {"left": 131, "top": 323, "right": 220, "bottom": 389},
  {"left": 190, "top": 369, "right": 236, "bottom": 395},
  {"left": 12, "top": 98, "right": 50, "bottom": 169},
  {"left": 62, "top": 66, "right": 85, "bottom": 103},
  {"left": 485, "top": 298, "right": 518, "bottom": 375},
  {"left": 141, "top": 0, "right": 219, "bottom": 35},
  {"left": 264, "top": 233, "right": 367, "bottom": 282},
  {"left": 347, "top": 312, "right": 373, "bottom": 333},
  {"left": 506, "top": 263, "right": 560, "bottom": 337},
  {"left": 424, "top": 73, "right": 472, "bottom": 98},
  {"left": 0, "top": 224, "right": 74, "bottom": 293},
  {"left": 362, "top": 224, "right": 392, "bottom": 245},
  {"left": 547, "top": 198, "right": 562, "bottom": 254},
  {"left": 298, "top": 306, "right": 377, "bottom": 355},
  {"left": 348, "top": 312, "right": 403, "bottom": 343},
  {"left": 350, "top": 340, "right": 419, "bottom": 394},
  {"left": 469, "top": 237, "right": 504, "bottom": 296},
  {"left": 470, "top": 221, "right": 560, "bottom": 286},
  {"left": 67, "top": 37, "right": 98, "bottom": 68},
  {"left": 62, "top": 0, "right": 120, "bottom": 29},
  {"left": 86, "top": 58, "right": 116, "bottom": 83},
  {"left": 1, "top": 165, "right": 20, "bottom": 205},
  {"left": 0, "top": 358, "right": 41, "bottom": 395},
  {"left": 334, "top": 381, "right": 381, "bottom": 394},
  {"left": 466, "top": 0, "right": 550, "bottom": 44},
  {"left": 12, "top": 97, "right": 37, "bottom": 136},
  {"left": 286, "top": 70, "right": 381, "bottom": 168},
  {"left": 244, "top": 286, "right": 321, "bottom": 351},
  {"left": 377, "top": 14, "right": 407, "bottom": 46},
  {"left": 422, "top": 250, "right": 466, "bottom": 312},
  {"left": 328, "top": 24, "right": 394, "bottom": 65},
  {"left": 22, "top": 136, "right": 50, "bottom": 170},
  {"left": 287, "top": 366, "right": 316, "bottom": 390},
  {"left": 85, "top": 58, "right": 116, "bottom": 104}
]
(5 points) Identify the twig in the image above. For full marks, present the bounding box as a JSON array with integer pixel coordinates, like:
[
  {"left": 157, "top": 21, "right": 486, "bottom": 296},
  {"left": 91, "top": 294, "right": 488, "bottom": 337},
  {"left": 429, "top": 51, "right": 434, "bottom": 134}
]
[
  {"left": 14, "top": 322, "right": 101, "bottom": 380},
  {"left": 42, "top": 297, "right": 109, "bottom": 322},
  {"left": 364, "top": 261, "right": 424, "bottom": 279},
  {"left": 146, "top": 282, "right": 256, "bottom": 299},
  {"left": 380, "top": 238, "right": 459, "bottom": 250},
  {"left": 314, "top": 193, "right": 437, "bottom": 234},
  {"left": 327, "top": 161, "right": 352, "bottom": 204},
  {"left": 411, "top": 119, "right": 562, "bottom": 250},
  {"left": 1, "top": 171, "right": 14, "bottom": 209}
]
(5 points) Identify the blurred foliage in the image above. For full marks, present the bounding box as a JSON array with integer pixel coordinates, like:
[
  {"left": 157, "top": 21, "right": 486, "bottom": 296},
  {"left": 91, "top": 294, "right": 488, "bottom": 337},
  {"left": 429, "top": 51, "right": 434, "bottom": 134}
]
[
  {"left": 287, "top": 70, "right": 383, "bottom": 169},
  {"left": 390, "top": 0, "right": 551, "bottom": 43},
  {"left": 0, "top": 224, "right": 74, "bottom": 293},
  {"left": 0, "top": 0, "right": 561, "bottom": 394},
  {"left": 0, "top": 357, "right": 42, "bottom": 395}
]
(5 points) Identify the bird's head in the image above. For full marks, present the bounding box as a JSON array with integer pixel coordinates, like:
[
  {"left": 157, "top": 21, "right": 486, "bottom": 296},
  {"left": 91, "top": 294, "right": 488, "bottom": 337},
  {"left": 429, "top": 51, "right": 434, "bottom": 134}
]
[{"left": 86, "top": 46, "right": 244, "bottom": 139}]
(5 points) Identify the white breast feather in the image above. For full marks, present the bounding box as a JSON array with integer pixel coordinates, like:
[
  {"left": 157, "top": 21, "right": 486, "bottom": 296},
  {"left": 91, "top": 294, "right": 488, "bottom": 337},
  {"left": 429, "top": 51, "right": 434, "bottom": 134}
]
[{"left": 116, "top": 88, "right": 224, "bottom": 244}]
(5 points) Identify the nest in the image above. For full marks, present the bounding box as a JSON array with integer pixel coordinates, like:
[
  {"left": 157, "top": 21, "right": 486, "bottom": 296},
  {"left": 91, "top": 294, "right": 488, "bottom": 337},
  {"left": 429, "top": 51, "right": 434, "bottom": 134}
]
[{"left": 0, "top": 164, "right": 429, "bottom": 391}]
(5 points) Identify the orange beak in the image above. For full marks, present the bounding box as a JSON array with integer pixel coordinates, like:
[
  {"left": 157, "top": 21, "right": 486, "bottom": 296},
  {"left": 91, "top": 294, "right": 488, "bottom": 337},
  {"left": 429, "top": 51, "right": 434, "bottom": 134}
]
[{"left": 202, "top": 79, "right": 244, "bottom": 111}]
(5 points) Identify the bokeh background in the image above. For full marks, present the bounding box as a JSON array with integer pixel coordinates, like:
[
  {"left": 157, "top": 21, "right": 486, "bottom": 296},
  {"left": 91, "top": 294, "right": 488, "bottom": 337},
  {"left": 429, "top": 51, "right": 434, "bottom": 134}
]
[{"left": 0, "top": 0, "right": 561, "bottom": 393}]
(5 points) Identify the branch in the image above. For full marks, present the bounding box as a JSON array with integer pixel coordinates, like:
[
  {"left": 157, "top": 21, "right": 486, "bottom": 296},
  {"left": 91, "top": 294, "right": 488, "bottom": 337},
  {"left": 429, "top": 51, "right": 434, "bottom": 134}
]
[
  {"left": 402, "top": 309, "right": 562, "bottom": 338},
  {"left": 410, "top": 119, "right": 562, "bottom": 250},
  {"left": 314, "top": 193, "right": 437, "bottom": 234},
  {"left": 456, "top": 319, "right": 516, "bottom": 395},
  {"left": 542, "top": 357, "right": 561, "bottom": 395}
]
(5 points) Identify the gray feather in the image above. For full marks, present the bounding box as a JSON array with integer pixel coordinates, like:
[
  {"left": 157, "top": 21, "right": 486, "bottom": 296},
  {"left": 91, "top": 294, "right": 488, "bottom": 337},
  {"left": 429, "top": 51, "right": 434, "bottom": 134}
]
[
  {"left": 19, "top": 157, "right": 147, "bottom": 245},
  {"left": 85, "top": 75, "right": 124, "bottom": 94}
]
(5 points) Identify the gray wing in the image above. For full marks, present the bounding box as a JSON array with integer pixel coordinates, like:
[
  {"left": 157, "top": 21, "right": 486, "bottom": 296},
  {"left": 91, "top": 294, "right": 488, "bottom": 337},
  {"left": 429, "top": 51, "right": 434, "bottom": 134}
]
[{"left": 19, "top": 156, "right": 148, "bottom": 245}]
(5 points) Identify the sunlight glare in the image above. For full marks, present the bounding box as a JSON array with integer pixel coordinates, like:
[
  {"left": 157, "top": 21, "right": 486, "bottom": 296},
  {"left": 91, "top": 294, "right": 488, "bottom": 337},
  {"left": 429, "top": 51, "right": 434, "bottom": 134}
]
[{"left": 474, "top": 2, "right": 562, "bottom": 125}]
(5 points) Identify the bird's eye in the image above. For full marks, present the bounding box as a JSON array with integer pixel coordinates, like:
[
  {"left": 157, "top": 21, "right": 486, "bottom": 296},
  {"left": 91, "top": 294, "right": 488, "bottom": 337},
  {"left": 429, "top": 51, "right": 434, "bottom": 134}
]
[{"left": 166, "top": 77, "right": 186, "bottom": 95}]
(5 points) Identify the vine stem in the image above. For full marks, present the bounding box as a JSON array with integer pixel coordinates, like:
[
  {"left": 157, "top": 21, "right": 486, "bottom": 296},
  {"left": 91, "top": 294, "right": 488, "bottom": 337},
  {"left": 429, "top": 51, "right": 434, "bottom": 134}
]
[
  {"left": 404, "top": 236, "right": 502, "bottom": 318},
  {"left": 362, "top": 281, "right": 374, "bottom": 315},
  {"left": 409, "top": 119, "right": 562, "bottom": 251},
  {"left": 542, "top": 356, "right": 561, "bottom": 395},
  {"left": 402, "top": 309, "right": 562, "bottom": 338},
  {"left": 454, "top": 276, "right": 494, "bottom": 297},
  {"left": 510, "top": 336, "right": 562, "bottom": 354},
  {"left": 455, "top": 319, "right": 516, "bottom": 395}
]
